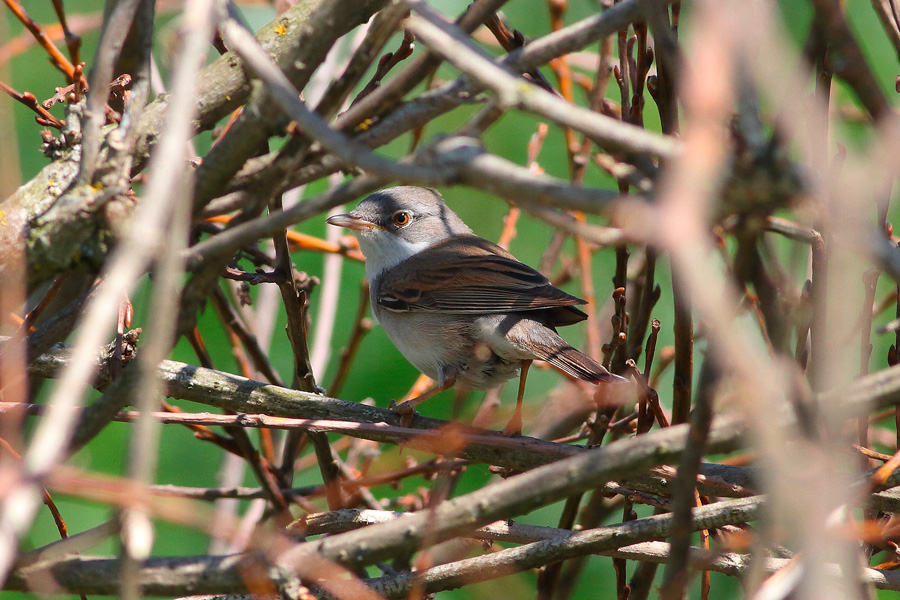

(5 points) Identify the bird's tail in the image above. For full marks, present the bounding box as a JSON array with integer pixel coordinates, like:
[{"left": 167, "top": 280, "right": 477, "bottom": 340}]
[
  {"left": 541, "top": 344, "right": 628, "bottom": 383},
  {"left": 516, "top": 326, "right": 627, "bottom": 384}
]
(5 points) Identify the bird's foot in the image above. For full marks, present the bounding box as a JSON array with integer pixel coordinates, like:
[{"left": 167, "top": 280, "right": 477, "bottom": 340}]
[
  {"left": 502, "top": 414, "right": 523, "bottom": 437},
  {"left": 389, "top": 399, "right": 418, "bottom": 428}
]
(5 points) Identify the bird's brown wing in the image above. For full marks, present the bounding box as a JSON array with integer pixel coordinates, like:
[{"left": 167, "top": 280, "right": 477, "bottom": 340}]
[{"left": 376, "top": 235, "right": 587, "bottom": 324}]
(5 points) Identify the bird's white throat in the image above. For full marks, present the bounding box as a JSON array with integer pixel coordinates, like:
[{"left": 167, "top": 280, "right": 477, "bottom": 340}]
[{"left": 358, "top": 230, "right": 433, "bottom": 280}]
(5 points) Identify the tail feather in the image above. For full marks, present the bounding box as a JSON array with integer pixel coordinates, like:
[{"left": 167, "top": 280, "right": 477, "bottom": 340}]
[
  {"left": 505, "top": 318, "right": 629, "bottom": 384},
  {"left": 543, "top": 345, "right": 628, "bottom": 383}
]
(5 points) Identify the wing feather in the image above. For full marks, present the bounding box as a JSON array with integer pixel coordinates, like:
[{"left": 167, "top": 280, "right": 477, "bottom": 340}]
[{"left": 376, "top": 235, "right": 587, "bottom": 320}]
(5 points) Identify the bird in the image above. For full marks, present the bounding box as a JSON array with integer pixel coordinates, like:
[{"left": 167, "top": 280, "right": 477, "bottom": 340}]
[{"left": 326, "top": 186, "right": 626, "bottom": 434}]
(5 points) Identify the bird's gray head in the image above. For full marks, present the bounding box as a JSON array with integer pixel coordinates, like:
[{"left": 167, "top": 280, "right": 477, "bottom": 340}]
[{"left": 326, "top": 186, "right": 471, "bottom": 277}]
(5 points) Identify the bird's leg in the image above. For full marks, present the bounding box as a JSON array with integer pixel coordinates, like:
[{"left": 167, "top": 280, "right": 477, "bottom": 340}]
[
  {"left": 503, "top": 359, "right": 532, "bottom": 437},
  {"left": 390, "top": 368, "right": 457, "bottom": 426}
]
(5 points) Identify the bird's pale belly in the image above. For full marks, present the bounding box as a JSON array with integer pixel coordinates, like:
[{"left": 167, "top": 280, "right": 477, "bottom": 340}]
[{"left": 375, "top": 309, "right": 527, "bottom": 390}]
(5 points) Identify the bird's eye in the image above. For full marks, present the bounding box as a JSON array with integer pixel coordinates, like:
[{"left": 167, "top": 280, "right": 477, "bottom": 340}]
[{"left": 391, "top": 211, "right": 411, "bottom": 227}]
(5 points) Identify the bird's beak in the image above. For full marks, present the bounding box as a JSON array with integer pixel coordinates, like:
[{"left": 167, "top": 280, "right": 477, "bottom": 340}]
[{"left": 325, "top": 213, "right": 380, "bottom": 231}]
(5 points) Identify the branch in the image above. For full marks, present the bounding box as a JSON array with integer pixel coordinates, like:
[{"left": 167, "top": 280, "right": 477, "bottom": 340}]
[
  {"left": 7, "top": 498, "right": 760, "bottom": 596},
  {"left": 404, "top": 2, "right": 677, "bottom": 159}
]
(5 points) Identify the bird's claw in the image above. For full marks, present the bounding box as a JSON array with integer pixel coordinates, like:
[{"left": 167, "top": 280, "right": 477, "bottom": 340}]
[
  {"left": 502, "top": 420, "right": 522, "bottom": 437},
  {"left": 389, "top": 400, "right": 417, "bottom": 428}
]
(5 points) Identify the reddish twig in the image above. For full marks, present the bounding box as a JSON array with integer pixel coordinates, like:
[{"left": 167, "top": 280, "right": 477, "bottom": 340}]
[
  {"left": 351, "top": 30, "right": 415, "bottom": 106},
  {"left": 0, "top": 80, "right": 65, "bottom": 128},
  {"left": 0, "top": 437, "right": 70, "bottom": 541},
  {"left": 328, "top": 280, "right": 373, "bottom": 398},
  {"left": 49, "top": 0, "right": 82, "bottom": 67},
  {"left": 3, "top": 0, "right": 79, "bottom": 83}
]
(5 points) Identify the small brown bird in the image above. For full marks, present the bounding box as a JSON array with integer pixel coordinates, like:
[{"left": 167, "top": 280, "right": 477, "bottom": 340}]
[{"left": 327, "top": 186, "right": 625, "bottom": 433}]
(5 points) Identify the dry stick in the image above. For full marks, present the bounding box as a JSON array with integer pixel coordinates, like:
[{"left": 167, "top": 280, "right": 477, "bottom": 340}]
[
  {"left": 77, "top": 0, "right": 144, "bottom": 184},
  {"left": 645, "top": 1, "right": 679, "bottom": 136},
  {"left": 669, "top": 277, "right": 691, "bottom": 427},
  {"left": 627, "top": 249, "right": 659, "bottom": 360},
  {"left": 334, "top": 0, "right": 511, "bottom": 132},
  {"left": 545, "top": 287, "right": 627, "bottom": 599},
  {"left": 660, "top": 361, "right": 719, "bottom": 600},
  {"left": 314, "top": 3, "right": 410, "bottom": 121},
  {"left": 630, "top": 319, "right": 664, "bottom": 600},
  {"left": 0, "top": 0, "right": 218, "bottom": 585},
  {"left": 250, "top": 0, "right": 671, "bottom": 202},
  {"left": 28, "top": 337, "right": 900, "bottom": 447},
  {"left": 365, "top": 497, "right": 764, "bottom": 599},
  {"left": 156, "top": 460, "right": 464, "bottom": 508},
  {"left": 211, "top": 273, "right": 287, "bottom": 496},
  {"left": 646, "top": 5, "right": 687, "bottom": 434},
  {"left": 12, "top": 401, "right": 900, "bottom": 512},
  {"left": 268, "top": 196, "right": 347, "bottom": 517},
  {"left": 0, "top": 438, "right": 70, "bottom": 544},
  {"left": 328, "top": 280, "right": 373, "bottom": 397},
  {"left": 403, "top": 6, "right": 676, "bottom": 159},
  {"left": 809, "top": 0, "right": 891, "bottom": 122},
  {"left": 0, "top": 274, "right": 66, "bottom": 367},
  {"left": 640, "top": 320, "right": 661, "bottom": 432},
  {"left": 187, "top": 136, "right": 627, "bottom": 270},
  {"left": 209, "top": 288, "right": 285, "bottom": 387},
  {"left": 186, "top": 316, "right": 293, "bottom": 522},
  {"left": 200, "top": 7, "right": 658, "bottom": 239},
  {"left": 545, "top": 2, "right": 606, "bottom": 374},
  {"left": 614, "top": 500, "right": 635, "bottom": 600},
  {"left": 118, "top": 1, "right": 211, "bottom": 594},
  {"left": 0, "top": 80, "right": 65, "bottom": 127},
  {"left": 2, "top": 0, "right": 77, "bottom": 81},
  {"left": 873, "top": 0, "right": 900, "bottom": 61},
  {"left": 286, "top": 231, "right": 365, "bottom": 262},
  {"left": 188, "top": 175, "right": 383, "bottom": 270},
  {"left": 5, "top": 498, "right": 759, "bottom": 597},
  {"left": 304, "top": 506, "right": 572, "bottom": 541},
  {"left": 14, "top": 535, "right": 900, "bottom": 597},
  {"left": 697, "top": 493, "right": 711, "bottom": 600},
  {"left": 215, "top": 4, "right": 406, "bottom": 224},
  {"left": 351, "top": 30, "right": 415, "bottom": 106},
  {"left": 192, "top": 0, "right": 390, "bottom": 209},
  {"left": 309, "top": 180, "right": 347, "bottom": 389},
  {"left": 268, "top": 193, "right": 333, "bottom": 505},
  {"left": 224, "top": 0, "right": 507, "bottom": 215},
  {"left": 49, "top": 0, "right": 82, "bottom": 67},
  {"left": 214, "top": 5, "right": 454, "bottom": 181},
  {"left": 17, "top": 519, "right": 120, "bottom": 572},
  {"left": 809, "top": 231, "right": 828, "bottom": 393},
  {"left": 550, "top": 249, "right": 627, "bottom": 597}
]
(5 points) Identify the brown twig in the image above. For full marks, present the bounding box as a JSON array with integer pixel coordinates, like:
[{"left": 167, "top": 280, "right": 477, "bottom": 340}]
[
  {"left": 210, "top": 287, "right": 285, "bottom": 387},
  {"left": 3, "top": 0, "right": 78, "bottom": 82},
  {"left": 352, "top": 30, "right": 415, "bottom": 105},
  {"left": 49, "top": 0, "right": 82, "bottom": 68},
  {"left": 0, "top": 437, "right": 70, "bottom": 542},
  {"left": 808, "top": 0, "right": 892, "bottom": 121},
  {"left": 670, "top": 271, "right": 693, "bottom": 426},
  {"left": 0, "top": 80, "right": 65, "bottom": 128},
  {"left": 660, "top": 360, "right": 719, "bottom": 599},
  {"left": 328, "top": 280, "right": 373, "bottom": 397}
]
